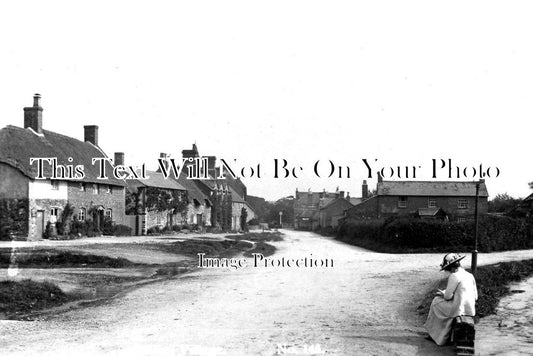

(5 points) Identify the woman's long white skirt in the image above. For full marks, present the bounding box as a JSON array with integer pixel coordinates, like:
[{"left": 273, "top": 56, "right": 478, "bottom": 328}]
[{"left": 424, "top": 296, "right": 455, "bottom": 346}]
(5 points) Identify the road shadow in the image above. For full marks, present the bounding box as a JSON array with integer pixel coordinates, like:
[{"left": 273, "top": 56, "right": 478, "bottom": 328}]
[{"left": 344, "top": 334, "right": 455, "bottom": 355}]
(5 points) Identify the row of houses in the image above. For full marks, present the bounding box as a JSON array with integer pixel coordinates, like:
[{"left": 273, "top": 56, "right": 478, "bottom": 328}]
[
  {"left": 294, "top": 176, "right": 491, "bottom": 230},
  {"left": 0, "top": 94, "right": 255, "bottom": 240}
]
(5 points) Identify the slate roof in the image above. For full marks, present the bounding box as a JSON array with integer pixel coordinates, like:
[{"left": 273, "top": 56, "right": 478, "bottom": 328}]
[
  {"left": 0, "top": 125, "right": 126, "bottom": 186},
  {"left": 377, "top": 181, "right": 489, "bottom": 197},
  {"left": 129, "top": 171, "right": 186, "bottom": 190},
  {"left": 296, "top": 209, "right": 318, "bottom": 219}
]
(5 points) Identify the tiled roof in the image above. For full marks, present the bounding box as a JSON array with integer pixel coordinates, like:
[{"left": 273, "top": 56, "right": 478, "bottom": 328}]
[
  {"left": 0, "top": 125, "right": 126, "bottom": 186},
  {"left": 377, "top": 181, "right": 489, "bottom": 197}
]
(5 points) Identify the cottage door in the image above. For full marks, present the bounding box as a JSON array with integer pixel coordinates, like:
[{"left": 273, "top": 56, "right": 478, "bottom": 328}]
[{"left": 35, "top": 210, "right": 44, "bottom": 239}]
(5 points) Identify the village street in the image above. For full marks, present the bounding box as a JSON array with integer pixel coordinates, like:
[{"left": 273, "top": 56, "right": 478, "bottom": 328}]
[{"left": 2, "top": 230, "right": 533, "bottom": 355}]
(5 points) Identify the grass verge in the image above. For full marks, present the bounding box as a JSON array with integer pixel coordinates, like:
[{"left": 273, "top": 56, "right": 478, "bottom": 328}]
[
  {"left": 0, "top": 280, "right": 71, "bottom": 319},
  {"left": 417, "top": 259, "right": 533, "bottom": 322},
  {"left": 0, "top": 250, "right": 139, "bottom": 268}
]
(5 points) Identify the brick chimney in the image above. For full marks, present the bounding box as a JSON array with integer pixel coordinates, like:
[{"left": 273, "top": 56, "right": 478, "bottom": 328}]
[
  {"left": 362, "top": 180, "right": 368, "bottom": 199},
  {"left": 340, "top": 191, "right": 345, "bottom": 198},
  {"left": 114, "top": 152, "right": 125, "bottom": 166},
  {"left": 23, "top": 93, "right": 43, "bottom": 134},
  {"left": 84, "top": 125, "right": 99, "bottom": 146}
]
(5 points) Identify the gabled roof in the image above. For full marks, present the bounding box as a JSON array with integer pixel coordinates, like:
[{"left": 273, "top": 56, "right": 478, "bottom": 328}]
[
  {"left": 0, "top": 125, "right": 126, "bottom": 186},
  {"left": 377, "top": 181, "right": 489, "bottom": 197},
  {"left": 349, "top": 197, "right": 363, "bottom": 206},
  {"left": 320, "top": 197, "right": 358, "bottom": 211},
  {"left": 296, "top": 209, "right": 318, "bottom": 219},
  {"left": 129, "top": 171, "right": 186, "bottom": 190},
  {"left": 228, "top": 186, "right": 246, "bottom": 203}
]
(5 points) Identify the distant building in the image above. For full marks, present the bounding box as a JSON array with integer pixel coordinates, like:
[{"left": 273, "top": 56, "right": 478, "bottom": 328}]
[
  {"left": 319, "top": 196, "right": 360, "bottom": 228},
  {"left": 345, "top": 179, "right": 489, "bottom": 222},
  {"left": 0, "top": 94, "right": 126, "bottom": 240},
  {"left": 294, "top": 188, "right": 359, "bottom": 230}
]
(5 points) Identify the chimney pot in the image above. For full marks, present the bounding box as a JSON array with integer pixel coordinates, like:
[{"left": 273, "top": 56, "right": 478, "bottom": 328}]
[{"left": 33, "top": 93, "right": 41, "bottom": 107}]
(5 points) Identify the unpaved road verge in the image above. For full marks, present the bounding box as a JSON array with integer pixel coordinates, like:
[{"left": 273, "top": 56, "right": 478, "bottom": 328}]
[{"left": 1, "top": 230, "right": 532, "bottom": 355}]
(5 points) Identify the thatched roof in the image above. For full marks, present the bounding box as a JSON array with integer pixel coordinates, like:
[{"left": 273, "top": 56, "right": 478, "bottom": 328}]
[{"left": 0, "top": 125, "right": 126, "bottom": 186}]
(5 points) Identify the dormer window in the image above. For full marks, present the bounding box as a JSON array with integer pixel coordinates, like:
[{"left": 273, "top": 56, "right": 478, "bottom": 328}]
[
  {"left": 79, "top": 182, "right": 85, "bottom": 191},
  {"left": 92, "top": 183, "right": 99, "bottom": 195}
]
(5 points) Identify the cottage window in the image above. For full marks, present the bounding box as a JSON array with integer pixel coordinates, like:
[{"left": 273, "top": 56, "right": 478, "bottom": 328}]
[
  {"left": 78, "top": 208, "right": 86, "bottom": 221},
  {"left": 428, "top": 198, "right": 436, "bottom": 208},
  {"left": 458, "top": 199, "right": 468, "bottom": 209},
  {"left": 92, "top": 184, "right": 99, "bottom": 195},
  {"left": 50, "top": 207, "right": 60, "bottom": 222},
  {"left": 457, "top": 217, "right": 466, "bottom": 223},
  {"left": 398, "top": 196, "right": 408, "bottom": 208},
  {"left": 50, "top": 180, "right": 59, "bottom": 190},
  {"left": 79, "top": 183, "right": 85, "bottom": 191},
  {"left": 105, "top": 209, "right": 112, "bottom": 220}
]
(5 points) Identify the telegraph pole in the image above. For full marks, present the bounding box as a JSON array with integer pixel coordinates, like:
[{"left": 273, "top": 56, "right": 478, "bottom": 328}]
[{"left": 471, "top": 181, "right": 480, "bottom": 274}]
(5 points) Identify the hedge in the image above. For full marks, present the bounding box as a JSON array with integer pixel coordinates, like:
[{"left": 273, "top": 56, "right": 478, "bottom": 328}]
[
  {"left": 337, "top": 215, "right": 533, "bottom": 253},
  {"left": 0, "top": 199, "right": 29, "bottom": 240}
]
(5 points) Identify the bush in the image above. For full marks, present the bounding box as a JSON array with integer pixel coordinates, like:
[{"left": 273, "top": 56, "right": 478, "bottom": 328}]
[
  {"left": 102, "top": 217, "right": 114, "bottom": 236},
  {"left": 113, "top": 224, "right": 132, "bottom": 236},
  {"left": 147, "top": 226, "right": 161, "bottom": 235},
  {"left": 43, "top": 222, "right": 56, "bottom": 239},
  {"left": 0, "top": 198, "right": 29, "bottom": 240},
  {"left": 248, "top": 218, "right": 259, "bottom": 226},
  {"left": 172, "top": 225, "right": 181, "bottom": 232},
  {"left": 337, "top": 216, "right": 533, "bottom": 252}
]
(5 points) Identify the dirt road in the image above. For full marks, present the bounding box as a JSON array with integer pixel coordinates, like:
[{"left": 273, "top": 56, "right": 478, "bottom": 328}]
[{"left": 2, "top": 230, "right": 533, "bottom": 355}]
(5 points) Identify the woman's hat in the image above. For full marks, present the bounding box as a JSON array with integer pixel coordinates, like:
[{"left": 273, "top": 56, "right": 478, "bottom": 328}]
[{"left": 440, "top": 253, "right": 465, "bottom": 270}]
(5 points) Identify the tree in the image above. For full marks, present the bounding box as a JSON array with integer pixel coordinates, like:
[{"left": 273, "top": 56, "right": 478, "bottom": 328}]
[
  {"left": 240, "top": 207, "right": 248, "bottom": 232},
  {"left": 488, "top": 193, "right": 521, "bottom": 213},
  {"left": 266, "top": 196, "right": 294, "bottom": 226}
]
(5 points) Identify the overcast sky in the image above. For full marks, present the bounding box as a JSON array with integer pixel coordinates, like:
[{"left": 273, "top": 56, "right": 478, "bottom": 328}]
[{"left": 1, "top": 1, "right": 532, "bottom": 201}]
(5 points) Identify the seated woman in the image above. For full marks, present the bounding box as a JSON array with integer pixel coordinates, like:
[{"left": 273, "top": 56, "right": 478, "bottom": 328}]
[{"left": 424, "top": 253, "right": 478, "bottom": 346}]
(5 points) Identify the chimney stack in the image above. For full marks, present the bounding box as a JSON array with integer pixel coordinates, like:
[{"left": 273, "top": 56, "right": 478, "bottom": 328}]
[
  {"left": 84, "top": 125, "right": 99, "bottom": 146},
  {"left": 340, "top": 191, "right": 345, "bottom": 198},
  {"left": 377, "top": 172, "right": 383, "bottom": 183},
  {"left": 114, "top": 152, "right": 125, "bottom": 166},
  {"left": 23, "top": 93, "right": 43, "bottom": 134},
  {"left": 160, "top": 152, "right": 170, "bottom": 171},
  {"left": 207, "top": 156, "right": 217, "bottom": 177},
  {"left": 362, "top": 180, "right": 368, "bottom": 199}
]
